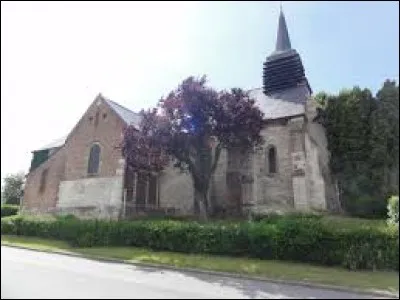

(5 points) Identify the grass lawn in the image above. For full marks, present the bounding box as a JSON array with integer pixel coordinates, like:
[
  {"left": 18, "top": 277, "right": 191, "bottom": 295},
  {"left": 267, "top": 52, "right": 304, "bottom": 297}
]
[{"left": 1, "top": 235, "right": 398, "bottom": 295}]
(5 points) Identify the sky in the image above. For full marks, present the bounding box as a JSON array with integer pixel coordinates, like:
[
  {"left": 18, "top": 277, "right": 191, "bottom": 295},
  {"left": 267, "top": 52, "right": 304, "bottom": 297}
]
[{"left": 1, "top": 1, "right": 399, "bottom": 182}]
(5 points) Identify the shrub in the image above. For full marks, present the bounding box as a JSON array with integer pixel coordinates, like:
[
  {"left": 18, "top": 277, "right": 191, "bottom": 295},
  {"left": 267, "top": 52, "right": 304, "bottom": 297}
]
[
  {"left": 1, "top": 214, "right": 398, "bottom": 271},
  {"left": 387, "top": 195, "right": 399, "bottom": 227},
  {"left": 344, "top": 195, "right": 388, "bottom": 219},
  {"left": 56, "top": 214, "right": 78, "bottom": 222},
  {"left": 1, "top": 205, "right": 19, "bottom": 218}
]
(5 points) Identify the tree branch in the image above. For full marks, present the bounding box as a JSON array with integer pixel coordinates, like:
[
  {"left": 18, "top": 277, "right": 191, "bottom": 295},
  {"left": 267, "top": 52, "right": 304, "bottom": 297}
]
[{"left": 172, "top": 150, "right": 201, "bottom": 184}]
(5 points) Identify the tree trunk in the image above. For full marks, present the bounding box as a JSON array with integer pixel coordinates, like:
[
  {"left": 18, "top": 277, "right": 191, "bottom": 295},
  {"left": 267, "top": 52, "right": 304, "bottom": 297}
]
[
  {"left": 190, "top": 137, "right": 223, "bottom": 220},
  {"left": 194, "top": 188, "right": 208, "bottom": 221}
]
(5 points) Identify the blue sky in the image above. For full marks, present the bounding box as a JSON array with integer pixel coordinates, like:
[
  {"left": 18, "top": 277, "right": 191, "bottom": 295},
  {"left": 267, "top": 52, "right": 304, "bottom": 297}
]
[
  {"left": 1, "top": 1, "right": 399, "bottom": 180},
  {"left": 190, "top": 1, "right": 399, "bottom": 94}
]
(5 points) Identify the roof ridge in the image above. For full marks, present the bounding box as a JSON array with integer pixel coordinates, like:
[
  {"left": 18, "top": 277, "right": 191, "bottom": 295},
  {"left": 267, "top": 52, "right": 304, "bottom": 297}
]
[
  {"left": 103, "top": 97, "right": 141, "bottom": 128},
  {"left": 247, "top": 87, "right": 263, "bottom": 92},
  {"left": 104, "top": 98, "right": 138, "bottom": 115}
]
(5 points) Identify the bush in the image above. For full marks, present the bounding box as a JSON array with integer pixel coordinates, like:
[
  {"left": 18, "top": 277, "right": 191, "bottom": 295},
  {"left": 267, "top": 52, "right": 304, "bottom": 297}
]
[
  {"left": 387, "top": 195, "right": 399, "bottom": 227},
  {"left": 1, "top": 215, "right": 398, "bottom": 271},
  {"left": 344, "top": 194, "right": 387, "bottom": 219},
  {"left": 56, "top": 214, "right": 78, "bottom": 222},
  {"left": 1, "top": 205, "right": 19, "bottom": 218},
  {"left": 252, "top": 212, "right": 323, "bottom": 223}
]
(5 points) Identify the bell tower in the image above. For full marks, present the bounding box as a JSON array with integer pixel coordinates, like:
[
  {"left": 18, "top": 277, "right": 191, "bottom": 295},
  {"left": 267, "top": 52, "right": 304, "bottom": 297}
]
[{"left": 263, "top": 7, "right": 311, "bottom": 99}]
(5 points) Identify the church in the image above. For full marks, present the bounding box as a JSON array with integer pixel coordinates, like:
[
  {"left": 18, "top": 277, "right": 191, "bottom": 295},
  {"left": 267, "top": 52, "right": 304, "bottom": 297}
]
[{"left": 22, "top": 10, "right": 340, "bottom": 219}]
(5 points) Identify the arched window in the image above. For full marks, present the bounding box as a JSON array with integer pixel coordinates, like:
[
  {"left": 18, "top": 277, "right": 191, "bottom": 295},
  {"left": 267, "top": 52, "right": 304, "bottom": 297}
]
[
  {"left": 87, "top": 144, "right": 101, "bottom": 175},
  {"left": 267, "top": 146, "right": 277, "bottom": 174}
]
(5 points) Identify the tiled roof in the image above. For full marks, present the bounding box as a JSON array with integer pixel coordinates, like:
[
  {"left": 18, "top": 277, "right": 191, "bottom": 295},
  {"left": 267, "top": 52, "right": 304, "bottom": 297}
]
[
  {"left": 33, "top": 136, "right": 67, "bottom": 152},
  {"left": 33, "top": 96, "right": 141, "bottom": 152},
  {"left": 248, "top": 87, "right": 307, "bottom": 120},
  {"left": 33, "top": 88, "right": 306, "bottom": 153},
  {"left": 104, "top": 98, "right": 142, "bottom": 128}
]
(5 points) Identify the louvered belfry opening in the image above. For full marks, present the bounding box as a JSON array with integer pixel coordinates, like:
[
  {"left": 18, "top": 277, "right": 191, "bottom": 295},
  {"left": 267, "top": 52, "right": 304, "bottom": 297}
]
[{"left": 263, "top": 50, "right": 307, "bottom": 95}]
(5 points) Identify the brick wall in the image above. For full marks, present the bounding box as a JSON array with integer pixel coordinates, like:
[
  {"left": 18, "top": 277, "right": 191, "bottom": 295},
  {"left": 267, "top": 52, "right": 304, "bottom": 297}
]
[
  {"left": 23, "top": 96, "right": 127, "bottom": 216},
  {"left": 64, "top": 97, "right": 125, "bottom": 181},
  {"left": 22, "top": 147, "right": 66, "bottom": 213}
]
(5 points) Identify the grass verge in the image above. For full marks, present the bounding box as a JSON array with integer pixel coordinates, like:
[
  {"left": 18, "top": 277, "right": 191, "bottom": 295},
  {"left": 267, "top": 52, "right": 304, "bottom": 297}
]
[{"left": 1, "top": 234, "right": 398, "bottom": 295}]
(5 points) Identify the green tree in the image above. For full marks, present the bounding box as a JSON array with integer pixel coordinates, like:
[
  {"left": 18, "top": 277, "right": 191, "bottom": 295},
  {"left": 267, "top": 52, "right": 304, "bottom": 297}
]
[
  {"left": 315, "top": 80, "right": 399, "bottom": 218},
  {"left": 1, "top": 173, "right": 25, "bottom": 205},
  {"left": 374, "top": 80, "right": 399, "bottom": 195}
]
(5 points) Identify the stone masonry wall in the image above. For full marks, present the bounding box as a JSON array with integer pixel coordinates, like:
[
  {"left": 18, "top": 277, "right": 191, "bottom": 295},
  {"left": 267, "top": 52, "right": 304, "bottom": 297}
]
[
  {"left": 158, "top": 166, "right": 193, "bottom": 215},
  {"left": 305, "top": 100, "right": 340, "bottom": 212},
  {"left": 57, "top": 176, "right": 123, "bottom": 220},
  {"left": 254, "top": 121, "right": 294, "bottom": 213},
  {"left": 210, "top": 149, "right": 228, "bottom": 213},
  {"left": 288, "top": 116, "right": 309, "bottom": 211}
]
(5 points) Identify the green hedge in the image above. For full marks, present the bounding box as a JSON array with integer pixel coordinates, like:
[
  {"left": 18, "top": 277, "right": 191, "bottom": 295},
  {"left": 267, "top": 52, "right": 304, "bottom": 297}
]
[
  {"left": 387, "top": 195, "right": 399, "bottom": 226},
  {"left": 1, "top": 215, "right": 398, "bottom": 271},
  {"left": 1, "top": 205, "right": 19, "bottom": 218}
]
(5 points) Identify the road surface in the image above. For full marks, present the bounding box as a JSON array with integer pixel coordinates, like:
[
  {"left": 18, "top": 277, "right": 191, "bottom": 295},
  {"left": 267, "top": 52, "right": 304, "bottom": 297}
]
[{"left": 0, "top": 246, "right": 387, "bottom": 299}]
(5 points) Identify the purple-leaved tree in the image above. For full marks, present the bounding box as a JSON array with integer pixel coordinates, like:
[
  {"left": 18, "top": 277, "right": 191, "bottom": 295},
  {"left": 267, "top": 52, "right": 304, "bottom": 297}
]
[{"left": 122, "top": 76, "right": 264, "bottom": 220}]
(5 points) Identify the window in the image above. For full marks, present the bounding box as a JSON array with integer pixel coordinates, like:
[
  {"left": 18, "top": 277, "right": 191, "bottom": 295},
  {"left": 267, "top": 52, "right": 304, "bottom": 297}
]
[
  {"left": 147, "top": 174, "right": 158, "bottom": 207},
  {"left": 87, "top": 144, "right": 101, "bottom": 175},
  {"left": 134, "top": 172, "right": 159, "bottom": 209},
  {"left": 267, "top": 146, "right": 277, "bottom": 174},
  {"left": 39, "top": 169, "right": 48, "bottom": 193},
  {"left": 135, "top": 172, "right": 147, "bottom": 207}
]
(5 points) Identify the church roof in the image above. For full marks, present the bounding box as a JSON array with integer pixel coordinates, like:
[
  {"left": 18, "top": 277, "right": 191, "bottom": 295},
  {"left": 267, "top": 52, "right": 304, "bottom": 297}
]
[
  {"left": 248, "top": 86, "right": 307, "bottom": 120},
  {"left": 33, "top": 96, "right": 141, "bottom": 152},
  {"left": 33, "top": 136, "right": 67, "bottom": 152},
  {"left": 103, "top": 98, "right": 141, "bottom": 128}
]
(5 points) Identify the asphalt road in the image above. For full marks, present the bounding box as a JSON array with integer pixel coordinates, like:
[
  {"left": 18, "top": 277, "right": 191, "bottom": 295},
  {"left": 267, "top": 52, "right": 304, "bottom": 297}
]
[{"left": 0, "top": 246, "right": 387, "bottom": 299}]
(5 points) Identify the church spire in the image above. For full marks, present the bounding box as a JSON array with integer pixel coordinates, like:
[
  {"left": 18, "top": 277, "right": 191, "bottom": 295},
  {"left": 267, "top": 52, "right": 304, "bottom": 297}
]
[
  {"left": 275, "top": 6, "right": 292, "bottom": 52},
  {"left": 262, "top": 6, "right": 311, "bottom": 98}
]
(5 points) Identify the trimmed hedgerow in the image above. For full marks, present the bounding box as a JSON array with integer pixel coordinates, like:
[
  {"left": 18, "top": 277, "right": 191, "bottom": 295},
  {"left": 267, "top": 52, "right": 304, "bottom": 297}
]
[
  {"left": 1, "top": 205, "right": 19, "bottom": 218},
  {"left": 1, "top": 215, "right": 398, "bottom": 271}
]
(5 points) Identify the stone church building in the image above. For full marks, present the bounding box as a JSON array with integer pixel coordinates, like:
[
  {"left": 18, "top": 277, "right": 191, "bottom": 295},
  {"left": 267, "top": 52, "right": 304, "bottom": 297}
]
[{"left": 22, "top": 11, "right": 339, "bottom": 219}]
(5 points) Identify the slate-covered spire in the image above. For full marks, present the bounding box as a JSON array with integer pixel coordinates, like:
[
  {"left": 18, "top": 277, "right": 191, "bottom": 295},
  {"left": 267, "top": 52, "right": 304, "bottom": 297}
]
[
  {"left": 275, "top": 8, "right": 291, "bottom": 52},
  {"left": 263, "top": 7, "right": 311, "bottom": 98}
]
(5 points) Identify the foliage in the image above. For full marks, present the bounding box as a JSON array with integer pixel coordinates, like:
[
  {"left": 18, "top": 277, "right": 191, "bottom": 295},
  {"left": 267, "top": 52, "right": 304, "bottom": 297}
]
[
  {"left": 1, "top": 205, "right": 19, "bottom": 218},
  {"left": 1, "top": 173, "right": 25, "bottom": 205},
  {"left": 55, "top": 214, "right": 78, "bottom": 222},
  {"left": 387, "top": 195, "right": 399, "bottom": 227},
  {"left": 315, "top": 80, "right": 399, "bottom": 218},
  {"left": 122, "top": 76, "right": 264, "bottom": 219},
  {"left": 2, "top": 215, "right": 398, "bottom": 271}
]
